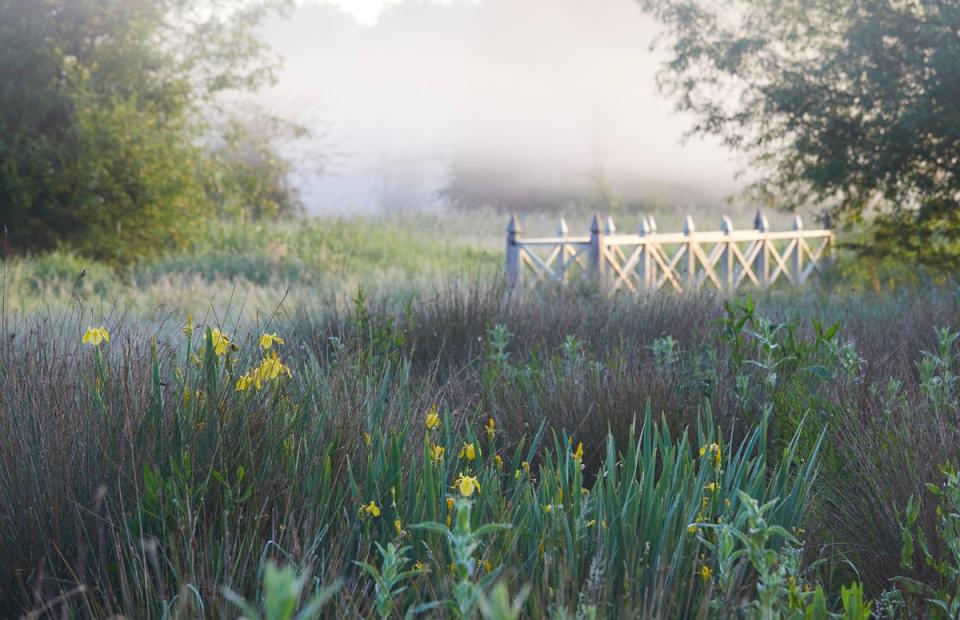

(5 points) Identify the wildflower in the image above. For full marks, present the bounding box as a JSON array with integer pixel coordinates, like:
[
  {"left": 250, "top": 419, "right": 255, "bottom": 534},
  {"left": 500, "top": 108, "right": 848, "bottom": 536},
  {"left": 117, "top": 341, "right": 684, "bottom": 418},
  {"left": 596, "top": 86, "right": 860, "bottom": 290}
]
[
  {"left": 699, "top": 442, "right": 722, "bottom": 468},
  {"left": 235, "top": 374, "right": 253, "bottom": 391},
  {"left": 493, "top": 454, "right": 503, "bottom": 470},
  {"left": 234, "top": 352, "right": 292, "bottom": 391},
  {"left": 460, "top": 442, "right": 476, "bottom": 461},
  {"left": 543, "top": 504, "right": 552, "bottom": 513},
  {"left": 586, "top": 519, "right": 597, "bottom": 528},
  {"left": 522, "top": 461, "right": 530, "bottom": 473},
  {"left": 258, "top": 353, "right": 292, "bottom": 381},
  {"left": 430, "top": 444, "right": 445, "bottom": 462},
  {"left": 259, "top": 332, "right": 285, "bottom": 350},
  {"left": 413, "top": 561, "right": 428, "bottom": 573},
  {"left": 700, "top": 564, "right": 713, "bottom": 581},
  {"left": 688, "top": 523, "right": 699, "bottom": 535},
  {"left": 82, "top": 326, "right": 110, "bottom": 347},
  {"left": 183, "top": 315, "right": 193, "bottom": 339},
  {"left": 572, "top": 441, "right": 584, "bottom": 463},
  {"left": 395, "top": 519, "right": 403, "bottom": 537},
  {"left": 454, "top": 473, "right": 480, "bottom": 497},
  {"left": 483, "top": 559, "right": 493, "bottom": 573},
  {"left": 360, "top": 500, "right": 381, "bottom": 518},
  {"left": 446, "top": 497, "right": 455, "bottom": 512},
  {"left": 724, "top": 497, "right": 731, "bottom": 510},
  {"left": 485, "top": 418, "right": 496, "bottom": 439},
  {"left": 558, "top": 488, "right": 564, "bottom": 503},
  {"left": 425, "top": 405, "right": 441, "bottom": 431},
  {"left": 704, "top": 482, "right": 718, "bottom": 493},
  {"left": 211, "top": 328, "right": 231, "bottom": 356},
  {"left": 364, "top": 433, "right": 372, "bottom": 447}
]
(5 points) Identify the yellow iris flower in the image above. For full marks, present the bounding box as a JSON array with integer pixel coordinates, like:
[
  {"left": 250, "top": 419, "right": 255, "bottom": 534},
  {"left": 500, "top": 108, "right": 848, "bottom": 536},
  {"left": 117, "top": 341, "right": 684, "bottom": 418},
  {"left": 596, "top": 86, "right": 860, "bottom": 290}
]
[
  {"left": 258, "top": 332, "right": 285, "bottom": 350},
  {"left": 455, "top": 473, "right": 480, "bottom": 497},
  {"left": 234, "top": 352, "right": 293, "bottom": 392},
  {"left": 82, "top": 326, "right": 110, "bottom": 346},
  {"left": 360, "top": 500, "right": 381, "bottom": 518},
  {"left": 425, "top": 405, "right": 441, "bottom": 431},
  {"left": 211, "top": 328, "right": 231, "bottom": 356}
]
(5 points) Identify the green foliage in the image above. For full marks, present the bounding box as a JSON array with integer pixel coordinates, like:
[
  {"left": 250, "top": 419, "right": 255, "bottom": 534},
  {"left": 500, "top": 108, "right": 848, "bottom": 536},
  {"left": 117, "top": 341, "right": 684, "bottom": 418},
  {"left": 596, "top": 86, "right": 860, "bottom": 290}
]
[
  {"left": 899, "top": 463, "right": 960, "bottom": 618},
  {"left": 0, "top": 0, "right": 291, "bottom": 263},
  {"left": 223, "top": 561, "right": 340, "bottom": 620},
  {"left": 411, "top": 500, "right": 511, "bottom": 618},
  {"left": 206, "top": 110, "right": 321, "bottom": 221},
  {"left": 641, "top": 0, "right": 960, "bottom": 267},
  {"left": 354, "top": 542, "right": 418, "bottom": 618}
]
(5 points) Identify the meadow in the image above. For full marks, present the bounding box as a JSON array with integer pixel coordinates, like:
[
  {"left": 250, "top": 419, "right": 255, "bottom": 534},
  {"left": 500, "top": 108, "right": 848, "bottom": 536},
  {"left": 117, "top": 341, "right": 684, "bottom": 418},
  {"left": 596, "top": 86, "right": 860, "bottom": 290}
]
[{"left": 2, "top": 211, "right": 959, "bottom": 618}]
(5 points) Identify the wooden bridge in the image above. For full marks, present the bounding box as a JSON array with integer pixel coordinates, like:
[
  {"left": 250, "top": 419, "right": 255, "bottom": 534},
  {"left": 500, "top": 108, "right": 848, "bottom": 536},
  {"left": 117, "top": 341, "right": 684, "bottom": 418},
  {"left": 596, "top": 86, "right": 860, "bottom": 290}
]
[{"left": 505, "top": 212, "right": 833, "bottom": 293}]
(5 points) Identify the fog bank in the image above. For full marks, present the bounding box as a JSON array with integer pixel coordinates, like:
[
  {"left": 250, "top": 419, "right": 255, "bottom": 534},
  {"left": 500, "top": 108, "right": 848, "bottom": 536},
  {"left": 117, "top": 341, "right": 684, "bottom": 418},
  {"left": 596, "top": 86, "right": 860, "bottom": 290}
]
[{"left": 260, "top": 0, "right": 743, "bottom": 214}]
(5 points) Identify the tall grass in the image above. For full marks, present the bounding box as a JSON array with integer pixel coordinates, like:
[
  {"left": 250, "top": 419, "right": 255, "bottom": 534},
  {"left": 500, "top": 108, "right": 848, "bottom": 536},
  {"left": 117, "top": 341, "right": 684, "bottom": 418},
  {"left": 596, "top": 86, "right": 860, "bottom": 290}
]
[{"left": 3, "top": 273, "right": 960, "bottom": 616}]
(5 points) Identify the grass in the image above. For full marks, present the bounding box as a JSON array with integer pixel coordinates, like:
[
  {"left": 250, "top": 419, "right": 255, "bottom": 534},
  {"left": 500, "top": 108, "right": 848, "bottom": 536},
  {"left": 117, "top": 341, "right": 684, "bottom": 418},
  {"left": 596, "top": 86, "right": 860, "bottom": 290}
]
[{"left": 3, "top": 212, "right": 960, "bottom": 617}]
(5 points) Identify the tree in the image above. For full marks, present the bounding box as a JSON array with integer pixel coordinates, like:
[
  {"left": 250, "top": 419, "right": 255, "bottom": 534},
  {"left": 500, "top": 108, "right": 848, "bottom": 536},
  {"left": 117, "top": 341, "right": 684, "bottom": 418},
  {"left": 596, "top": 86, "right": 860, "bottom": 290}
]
[
  {"left": 0, "top": 0, "right": 291, "bottom": 263},
  {"left": 639, "top": 0, "right": 960, "bottom": 267}
]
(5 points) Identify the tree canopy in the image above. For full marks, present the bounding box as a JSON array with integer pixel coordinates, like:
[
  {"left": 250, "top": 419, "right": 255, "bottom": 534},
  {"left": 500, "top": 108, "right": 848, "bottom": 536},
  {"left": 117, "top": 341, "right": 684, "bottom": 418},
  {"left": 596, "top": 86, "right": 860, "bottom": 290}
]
[
  {"left": 0, "top": 0, "right": 297, "bottom": 263},
  {"left": 640, "top": 0, "right": 960, "bottom": 266}
]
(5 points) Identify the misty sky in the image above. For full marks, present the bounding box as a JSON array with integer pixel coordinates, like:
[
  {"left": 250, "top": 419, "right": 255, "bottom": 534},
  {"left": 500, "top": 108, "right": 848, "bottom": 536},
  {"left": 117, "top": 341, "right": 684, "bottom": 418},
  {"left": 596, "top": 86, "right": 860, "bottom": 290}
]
[{"left": 261, "top": 0, "right": 742, "bottom": 214}]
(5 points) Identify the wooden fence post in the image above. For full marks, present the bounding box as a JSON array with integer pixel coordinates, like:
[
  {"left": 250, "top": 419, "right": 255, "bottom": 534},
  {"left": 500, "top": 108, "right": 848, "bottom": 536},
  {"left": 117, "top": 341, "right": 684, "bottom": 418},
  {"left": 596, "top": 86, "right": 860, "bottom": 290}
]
[
  {"left": 721, "top": 215, "right": 734, "bottom": 291},
  {"left": 506, "top": 213, "right": 521, "bottom": 289},
  {"left": 557, "top": 217, "right": 569, "bottom": 285},
  {"left": 639, "top": 216, "right": 652, "bottom": 289},
  {"left": 683, "top": 215, "right": 696, "bottom": 290},
  {"left": 590, "top": 213, "right": 606, "bottom": 287},
  {"left": 753, "top": 210, "right": 770, "bottom": 287},
  {"left": 792, "top": 214, "right": 804, "bottom": 284}
]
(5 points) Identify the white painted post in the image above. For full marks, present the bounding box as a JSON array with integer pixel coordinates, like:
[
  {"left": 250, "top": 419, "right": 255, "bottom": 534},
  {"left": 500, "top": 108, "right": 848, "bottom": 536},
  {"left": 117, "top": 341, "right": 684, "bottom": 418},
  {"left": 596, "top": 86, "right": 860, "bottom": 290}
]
[
  {"left": 639, "top": 216, "right": 653, "bottom": 289},
  {"left": 720, "top": 215, "right": 734, "bottom": 291},
  {"left": 683, "top": 215, "right": 696, "bottom": 291},
  {"left": 792, "top": 215, "right": 804, "bottom": 284},
  {"left": 605, "top": 215, "right": 617, "bottom": 235},
  {"left": 753, "top": 210, "right": 770, "bottom": 287},
  {"left": 589, "top": 213, "right": 606, "bottom": 288},
  {"left": 557, "top": 217, "right": 569, "bottom": 285},
  {"left": 506, "top": 213, "right": 521, "bottom": 289}
]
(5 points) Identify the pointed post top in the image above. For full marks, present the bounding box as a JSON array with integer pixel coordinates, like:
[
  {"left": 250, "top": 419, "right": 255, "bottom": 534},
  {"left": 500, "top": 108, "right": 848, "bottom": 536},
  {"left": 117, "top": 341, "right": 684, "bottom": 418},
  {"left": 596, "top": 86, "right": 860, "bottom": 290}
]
[
  {"left": 640, "top": 216, "right": 652, "bottom": 236},
  {"left": 604, "top": 215, "right": 617, "bottom": 235},
  {"left": 754, "top": 210, "right": 770, "bottom": 232},
  {"left": 557, "top": 216, "right": 568, "bottom": 236},
  {"left": 720, "top": 215, "right": 734, "bottom": 233},
  {"left": 647, "top": 215, "right": 658, "bottom": 233},
  {"left": 792, "top": 214, "right": 803, "bottom": 231},
  {"left": 683, "top": 215, "right": 695, "bottom": 235},
  {"left": 590, "top": 212, "right": 602, "bottom": 234},
  {"left": 507, "top": 213, "right": 521, "bottom": 235}
]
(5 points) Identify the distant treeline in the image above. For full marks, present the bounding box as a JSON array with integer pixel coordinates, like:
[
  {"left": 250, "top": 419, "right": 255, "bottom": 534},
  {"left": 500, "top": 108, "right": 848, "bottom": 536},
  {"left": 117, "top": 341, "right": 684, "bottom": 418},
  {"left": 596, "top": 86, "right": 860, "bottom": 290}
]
[{"left": 439, "top": 158, "right": 732, "bottom": 215}]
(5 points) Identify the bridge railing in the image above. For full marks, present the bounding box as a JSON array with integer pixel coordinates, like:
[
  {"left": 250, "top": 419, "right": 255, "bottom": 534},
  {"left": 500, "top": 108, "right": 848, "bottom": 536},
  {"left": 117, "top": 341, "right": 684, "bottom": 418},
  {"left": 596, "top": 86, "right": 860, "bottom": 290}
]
[{"left": 506, "top": 212, "right": 833, "bottom": 293}]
